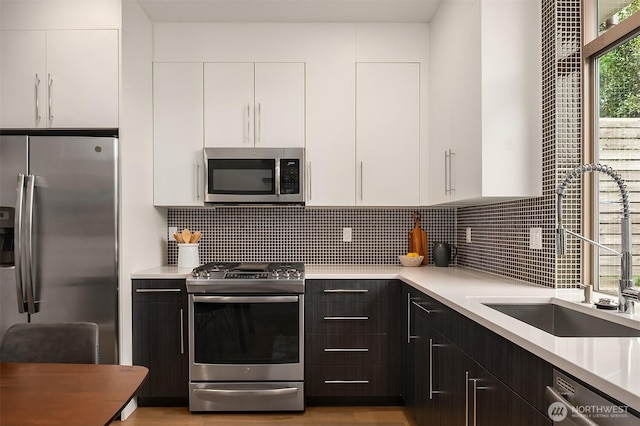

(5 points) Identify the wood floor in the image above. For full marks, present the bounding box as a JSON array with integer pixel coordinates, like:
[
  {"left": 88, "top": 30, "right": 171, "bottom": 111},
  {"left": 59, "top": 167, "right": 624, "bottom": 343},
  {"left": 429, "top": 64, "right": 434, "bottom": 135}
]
[{"left": 116, "top": 406, "right": 413, "bottom": 426}]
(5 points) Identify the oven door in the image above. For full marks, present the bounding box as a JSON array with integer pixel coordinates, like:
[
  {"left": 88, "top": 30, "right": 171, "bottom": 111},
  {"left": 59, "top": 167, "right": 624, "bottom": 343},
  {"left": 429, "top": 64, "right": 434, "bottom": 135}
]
[{"left": 189, "top": 294, "right": 304, "bottom": 382}]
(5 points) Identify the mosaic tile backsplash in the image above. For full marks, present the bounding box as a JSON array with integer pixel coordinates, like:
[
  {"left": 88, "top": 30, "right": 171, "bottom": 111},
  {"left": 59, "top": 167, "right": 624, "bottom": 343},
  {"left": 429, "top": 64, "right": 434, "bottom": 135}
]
[{"left": 168, "top": 208, "right": 455, "bottom": 265}]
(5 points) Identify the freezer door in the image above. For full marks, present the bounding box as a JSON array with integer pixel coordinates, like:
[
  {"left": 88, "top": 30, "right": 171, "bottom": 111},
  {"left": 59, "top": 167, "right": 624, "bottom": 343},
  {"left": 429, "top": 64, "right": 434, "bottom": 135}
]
[
  {"left": 0, "top": 135, "right": 29, "bottom": 340},
  {"left": 28, "top": 136, "right": 119, "bottom": 364},
  {"left": 0, "top": 135, "right": 28, "bottom": 208}
]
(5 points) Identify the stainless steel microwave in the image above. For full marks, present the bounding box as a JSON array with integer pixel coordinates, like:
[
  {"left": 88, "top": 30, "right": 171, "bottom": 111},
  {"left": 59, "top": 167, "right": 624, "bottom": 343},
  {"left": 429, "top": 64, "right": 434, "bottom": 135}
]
[{"left": 204, "top": 147, "right": 305, "bottom": 204}]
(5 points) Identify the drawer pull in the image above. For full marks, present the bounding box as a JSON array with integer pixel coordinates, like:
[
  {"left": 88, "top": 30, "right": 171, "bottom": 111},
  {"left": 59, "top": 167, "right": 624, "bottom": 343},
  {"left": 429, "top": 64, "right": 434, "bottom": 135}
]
[
  {"left": 323, "top": 289, "right": 369, "bottom": 293},
  {"left": 324, "top": 348, "right": 369, "bottom": 352},
  {"left": 412, "top": 300, "right": 435, "bottom": 314},
  {"left": 136, "top": 288, "right": 182, "bottom": 293},
  {"left": 323, "top": 316, "right": 369, "bottom": 320},
  {"left": 324, "top": 380, "right": 370, "bottom": 384}
]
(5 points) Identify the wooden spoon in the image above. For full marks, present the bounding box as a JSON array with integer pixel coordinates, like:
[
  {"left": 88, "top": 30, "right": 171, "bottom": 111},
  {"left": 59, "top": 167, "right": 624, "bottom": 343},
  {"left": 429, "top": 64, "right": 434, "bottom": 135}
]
[
  {"left": 190, "top": 231, "right": 202, "bottom": 243},
  {"left": 181, "top": 229, "right": 192, "bottom": 245},
  {"left": 174, "top": 233, "right": 184, "bottom": 243}
]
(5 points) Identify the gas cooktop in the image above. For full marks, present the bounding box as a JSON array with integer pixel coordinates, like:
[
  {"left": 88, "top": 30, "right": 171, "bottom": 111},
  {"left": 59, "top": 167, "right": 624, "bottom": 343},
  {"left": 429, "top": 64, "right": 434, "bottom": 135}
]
[{"left": 186, "top": 262, "right": 305, "bottom": 294}]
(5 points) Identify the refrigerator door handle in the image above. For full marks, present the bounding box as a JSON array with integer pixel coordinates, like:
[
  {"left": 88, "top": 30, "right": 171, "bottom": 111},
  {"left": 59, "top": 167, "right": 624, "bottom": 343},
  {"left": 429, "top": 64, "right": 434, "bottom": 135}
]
[
  {"left": 14, "top": 174, "right": 26, "bottom": 314},
  {"left": 24, "top": 174, "right": 37, "bottom": 315}
]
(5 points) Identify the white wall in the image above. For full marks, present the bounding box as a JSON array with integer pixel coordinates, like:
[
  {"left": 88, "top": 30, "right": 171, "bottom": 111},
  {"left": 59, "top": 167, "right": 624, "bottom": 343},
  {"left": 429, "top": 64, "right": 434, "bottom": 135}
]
[
  {"left": 0, "top": 0, "right": 120, "bottom": 29},
  {"left": 120, "top": 0, "right": 164, "bottom": 417}
]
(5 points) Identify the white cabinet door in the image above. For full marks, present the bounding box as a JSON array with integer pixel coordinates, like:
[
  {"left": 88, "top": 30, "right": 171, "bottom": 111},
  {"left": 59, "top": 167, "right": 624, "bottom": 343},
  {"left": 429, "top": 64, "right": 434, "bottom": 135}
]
[
  {"left": 0, "top": 31, "right": 47, "bottom": 128},
  {"left": 204, "top": 63, "right": 254, "bottom": 147},
  {"left": 427, "top": 0, "right": 541, "bottom": 205},
  {"left": 204, "top": 62, "right": 305, "bottom": 148},
  {"left": 0, "top": 29, "right": 118, "bottom": 129},
  {"left": 46, "top": 30, "right": 119, "bottom": 128},
  {"left": 356, "top": 63, "right": 420, "bottom": 206},
  {"left": 254, "top": 63, "right": 305, "bottom": 147},
  {"left": 153, "top": 63, "right": 204, "bottom": 207},
  {"left": 450, "top": 0, "right": 482, "bottom": 202},
  {"left": 305, "top": 62, "right": 356, "bottom": 206}
]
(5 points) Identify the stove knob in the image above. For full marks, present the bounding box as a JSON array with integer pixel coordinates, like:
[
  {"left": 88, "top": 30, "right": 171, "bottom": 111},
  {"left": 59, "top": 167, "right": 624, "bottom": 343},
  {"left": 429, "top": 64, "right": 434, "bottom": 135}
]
[
  {"left": 294, "top": 271, "right": 301, "bottom": 279},
  {"left": 283, "top": 271, "right": 290, "bottom": 279},
  {"left": 202, "top": 271, "right": 210, "bottom": 278}
]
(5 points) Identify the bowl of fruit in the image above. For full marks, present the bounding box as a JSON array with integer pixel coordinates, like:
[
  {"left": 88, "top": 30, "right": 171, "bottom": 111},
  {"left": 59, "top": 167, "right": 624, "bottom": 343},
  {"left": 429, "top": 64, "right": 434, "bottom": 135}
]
[{"left": 398, "top": 252, "right": 424, "bottom": 267}]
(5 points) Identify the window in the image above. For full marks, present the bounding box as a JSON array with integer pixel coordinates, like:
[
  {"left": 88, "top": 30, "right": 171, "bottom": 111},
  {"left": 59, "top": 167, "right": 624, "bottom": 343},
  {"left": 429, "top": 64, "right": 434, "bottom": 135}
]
[{"left": 585, "top": 0, "right": 640, "bottom": 292}]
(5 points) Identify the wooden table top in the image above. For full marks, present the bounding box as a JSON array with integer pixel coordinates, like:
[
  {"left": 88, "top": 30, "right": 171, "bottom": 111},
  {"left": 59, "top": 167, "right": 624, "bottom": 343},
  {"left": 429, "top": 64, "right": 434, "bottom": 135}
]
[{"left": 0, "top": 362, "right": 148, "bottom": 426}]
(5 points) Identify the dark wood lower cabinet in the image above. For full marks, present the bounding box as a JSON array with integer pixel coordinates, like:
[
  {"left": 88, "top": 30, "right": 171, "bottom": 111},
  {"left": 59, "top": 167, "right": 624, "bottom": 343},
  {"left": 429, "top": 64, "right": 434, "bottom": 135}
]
[
  {"left": 132, "top": 279, "right": 189, "bottom": 406},
  {"left": 305, "top": 279, "right": 401, "bottom": 404},
  {"left": 401, "top": 283, "right": 552, "bottom": 426}
]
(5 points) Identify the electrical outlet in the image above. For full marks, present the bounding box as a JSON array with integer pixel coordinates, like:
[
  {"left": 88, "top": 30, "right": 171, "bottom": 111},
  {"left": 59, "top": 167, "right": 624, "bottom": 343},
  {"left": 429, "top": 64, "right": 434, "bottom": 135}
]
[
  {"left": 343, "top": 227, "right": 353, "bottom": 243},
  {"left": 530, "top": 227, "right": 542, "bottom": 250},
  {"left": 466, "top": 227, "right": 472, "bottom": 243},
  {"left": 168, "top": 226, "right": 177, "bottom": 241}
]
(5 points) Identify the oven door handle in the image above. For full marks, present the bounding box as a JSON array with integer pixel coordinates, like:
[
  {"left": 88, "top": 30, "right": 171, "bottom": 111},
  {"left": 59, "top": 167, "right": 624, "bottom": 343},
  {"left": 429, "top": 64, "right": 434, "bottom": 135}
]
[
  {"left": 194, "top": 387, "right": 299, "bottom": 397},
  {"left": 192, "top": 295, "right": 299, "bottom": 304}
]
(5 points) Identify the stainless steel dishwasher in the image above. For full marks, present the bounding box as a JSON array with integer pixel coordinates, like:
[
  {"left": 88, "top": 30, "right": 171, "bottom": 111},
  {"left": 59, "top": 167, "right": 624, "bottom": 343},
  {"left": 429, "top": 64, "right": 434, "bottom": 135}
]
[{"left": 545, "top": 370, "right": 640, "bottom": 425}]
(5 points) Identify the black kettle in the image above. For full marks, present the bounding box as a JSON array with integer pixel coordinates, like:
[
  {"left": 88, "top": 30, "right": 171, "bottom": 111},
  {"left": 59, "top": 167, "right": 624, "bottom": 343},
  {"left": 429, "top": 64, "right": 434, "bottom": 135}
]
[{"left": 433, "top": 242, "right": 456, "bottom": 267}]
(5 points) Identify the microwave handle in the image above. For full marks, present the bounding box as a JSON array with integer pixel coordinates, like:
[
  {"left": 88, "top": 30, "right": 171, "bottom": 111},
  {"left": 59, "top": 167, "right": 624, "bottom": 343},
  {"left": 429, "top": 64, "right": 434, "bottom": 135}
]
[{"left": 275, "top": 158, "right": 281, "bottom": 196}]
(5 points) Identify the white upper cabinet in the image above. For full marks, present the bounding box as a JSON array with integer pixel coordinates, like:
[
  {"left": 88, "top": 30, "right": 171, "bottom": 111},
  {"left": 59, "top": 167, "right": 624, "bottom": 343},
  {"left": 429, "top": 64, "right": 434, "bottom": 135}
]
[
  {"left": 428, "top": 0, "right": 542, "bottom": 206},
  {"left": 0, "top": 29, "right": 119, "bottom": 129},
  {"left": 356, "top": 63, "right": 420, "bottom": 206},
  {"left": 305, "top": 62, "right": 356, "bottom": 206},
  {"left": 204, "top": 62, "right": 305, "bottom": 148},
  {"left": 153, "top": 62, "right": 204, "bottom": 207}
]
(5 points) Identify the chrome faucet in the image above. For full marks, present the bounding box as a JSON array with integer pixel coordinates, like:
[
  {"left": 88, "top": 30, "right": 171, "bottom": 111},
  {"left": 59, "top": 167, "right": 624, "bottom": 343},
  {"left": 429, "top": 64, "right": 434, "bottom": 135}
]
[{"left": 556, "top": 163, "right": 639, "bottom": 313}]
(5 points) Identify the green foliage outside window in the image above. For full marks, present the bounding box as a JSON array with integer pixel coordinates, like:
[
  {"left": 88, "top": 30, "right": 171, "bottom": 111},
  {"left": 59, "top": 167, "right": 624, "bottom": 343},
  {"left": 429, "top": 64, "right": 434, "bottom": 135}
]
[{"left": 599, "top": 0, "right": 640, "bottom": 118}]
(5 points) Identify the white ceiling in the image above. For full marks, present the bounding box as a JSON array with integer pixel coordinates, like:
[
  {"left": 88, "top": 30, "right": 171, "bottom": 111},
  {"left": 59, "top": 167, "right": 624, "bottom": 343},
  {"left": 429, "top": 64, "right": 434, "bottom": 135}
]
[{"left": 137, "top": 0, "right": 442, "bottom": 23}]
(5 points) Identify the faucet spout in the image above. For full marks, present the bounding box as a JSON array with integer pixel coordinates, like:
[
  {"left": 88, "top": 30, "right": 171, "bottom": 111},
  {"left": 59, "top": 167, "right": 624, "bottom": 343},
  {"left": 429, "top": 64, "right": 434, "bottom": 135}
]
[{"left": 556, "top": 163, "right": 637, "bottom": 314}]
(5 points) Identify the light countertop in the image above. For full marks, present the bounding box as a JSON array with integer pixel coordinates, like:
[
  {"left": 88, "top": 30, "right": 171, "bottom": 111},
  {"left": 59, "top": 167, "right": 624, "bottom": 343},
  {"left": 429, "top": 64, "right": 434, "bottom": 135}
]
[{"left": 131, "top": 264, "right": 640, "bottom": 411}]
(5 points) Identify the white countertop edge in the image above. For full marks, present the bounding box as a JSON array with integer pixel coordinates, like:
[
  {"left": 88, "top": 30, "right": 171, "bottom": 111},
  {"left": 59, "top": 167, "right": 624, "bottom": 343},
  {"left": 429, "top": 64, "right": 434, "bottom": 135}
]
[
  {"left": 131, "top": 263, "right": 640, "bottom": 411},
  {"left": 131, "top": 266, "right": 192, "bottom": 279}
]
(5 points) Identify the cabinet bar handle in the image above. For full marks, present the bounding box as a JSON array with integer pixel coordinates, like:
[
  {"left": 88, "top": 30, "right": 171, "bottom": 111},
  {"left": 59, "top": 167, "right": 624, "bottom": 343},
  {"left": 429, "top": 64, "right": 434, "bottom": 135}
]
[
  {"left": 47, "top": 74, "right": 53, "bottom": 124},
  {"left": 35, "top": 74, "right": 41, "bottom": 124},
  {"left": 324, "top": 380, "right": 369, "bottom": 384},
  {"left": 472, "top": 378, "right": 477, "bottom": 426},
  {"left": 444, "top": 150, "right": 449, "bottom": 194},
  {"left": 465, "top": 371, "right": 469, "bottom": 426},
  {"left": 135, "top": 288, "right": 182, "bottom": 293},
  {"left": 467, "top": 377, "right": 488, "bottom": 426},
  {"left": 256, "top": 102, "right": 262, "bottom": 143},
  {"left": 323, "top": 316, "right": 368, "bottom": 320},
  {"left": 407, "top": 293, "right": 419, "bottom": 343},
  {"left": 323, "top": 289, "right": 368, "bottom": 293},
  {"left": 429, "top": 339, "right": 445, "bottom": 400},
  {"left": 450, "top": 150, "right": 456, "bottom": 192},
  {"left": 180, "top": 308, "right": 184, "bottom": 354},
  {"left": 412, "top": 300, "right": 435, "bottom": 314},
  {"left": 246, "top": 103, "right": 251, "bottom": 144},
  {"left": 324, "top": 348, "right": 369, "bottom": 352},
  {"left": 360, "top": 161, "right": 364, "bottom": 200},
  {"left": 308, "top": 161, "right": 312, "bottom": 200}
]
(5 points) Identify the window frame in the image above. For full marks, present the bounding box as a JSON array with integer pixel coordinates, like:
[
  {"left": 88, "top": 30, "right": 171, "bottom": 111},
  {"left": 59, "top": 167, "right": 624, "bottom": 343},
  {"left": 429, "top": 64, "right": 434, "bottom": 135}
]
[{"left": 583, "top": 0, "right": 640, "bottom": 290}]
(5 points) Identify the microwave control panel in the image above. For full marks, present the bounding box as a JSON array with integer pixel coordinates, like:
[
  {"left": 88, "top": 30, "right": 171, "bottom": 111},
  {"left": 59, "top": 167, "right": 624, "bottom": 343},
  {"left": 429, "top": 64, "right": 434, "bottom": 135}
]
[{"left": 280, "top": 159, "right": 300, "bottom": 194}]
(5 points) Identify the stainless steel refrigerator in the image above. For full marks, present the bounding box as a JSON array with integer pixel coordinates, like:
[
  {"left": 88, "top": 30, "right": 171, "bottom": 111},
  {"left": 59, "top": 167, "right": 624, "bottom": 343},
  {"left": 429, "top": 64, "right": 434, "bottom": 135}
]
[{"left": 0, "top": 132, "right": 118, "bottom": 364}]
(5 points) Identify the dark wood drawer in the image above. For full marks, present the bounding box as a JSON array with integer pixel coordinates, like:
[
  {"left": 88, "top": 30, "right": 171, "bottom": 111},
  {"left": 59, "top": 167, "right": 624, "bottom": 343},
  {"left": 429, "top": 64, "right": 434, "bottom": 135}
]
[
  {"left": 306, "top": 334, "right": 387, "bottom": 365},
  {"left": 306, "top": 302, "right": 387, "bottom": 334},
  {"left": 306, "top": 364, "right": 391, "bottom": 397},
  {"left": 305, "top": 279, "right": 393, "bottom": 303},
  {"left": 132, "top": 279, "right": 186, "bottom": 302}
]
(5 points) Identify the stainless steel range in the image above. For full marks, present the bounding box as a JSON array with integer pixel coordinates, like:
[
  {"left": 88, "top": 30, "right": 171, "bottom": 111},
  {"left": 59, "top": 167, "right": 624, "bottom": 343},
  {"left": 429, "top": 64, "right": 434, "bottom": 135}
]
[{"left": 186, "top": 262, "right": 305, "bottom": 412}]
